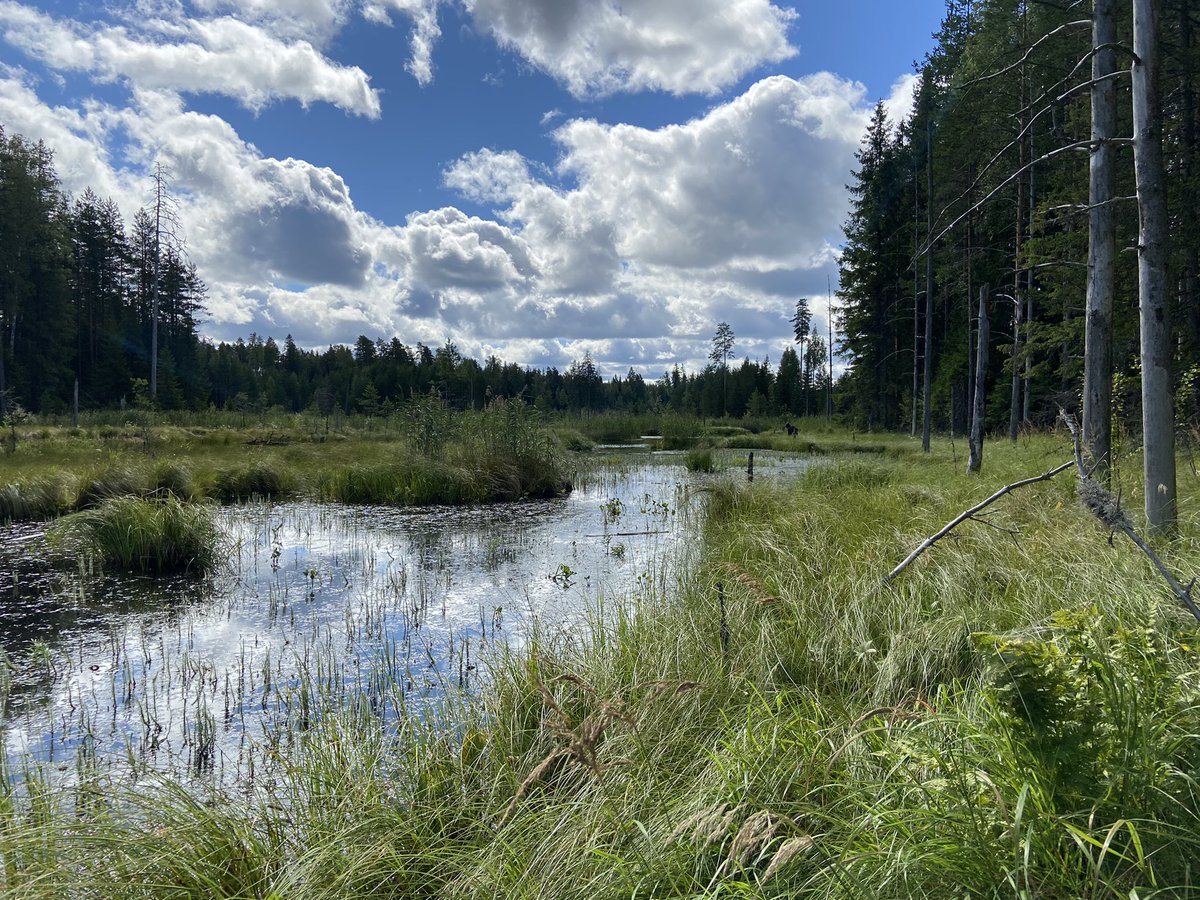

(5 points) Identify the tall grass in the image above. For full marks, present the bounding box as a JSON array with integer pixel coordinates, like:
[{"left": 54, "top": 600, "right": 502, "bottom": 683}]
[
  {"left": 0, "top": 402, "right": 577, "bottom": 518},
  {"left": 0, "top": 476, "right": 67, "bottom": 522},
  {"left": 5, "top": 435, "right": 1200, "bottom": 897},
  {"left": 52, "top": 496, "right": 224, "bottom": 574}
]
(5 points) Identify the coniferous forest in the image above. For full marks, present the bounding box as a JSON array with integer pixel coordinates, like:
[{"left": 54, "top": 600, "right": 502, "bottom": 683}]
[
  {"left": 837, "top": 0, "right": 1199, "bottom": 437},
  {"left": 0, "top": 125, "right": 830, "bottom": 423}
]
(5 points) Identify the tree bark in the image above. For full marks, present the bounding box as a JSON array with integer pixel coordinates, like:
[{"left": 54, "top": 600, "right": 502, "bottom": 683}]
[
  {"left": 1133, "top": 0, "right": 1177, "bottom": 533},
  {"left": 1009, "top": 6, "right": 1028, "bottom": 443},
  {"left": 922, "top": 113, "right": 935, "bottom": 453},
  {"left": 913, "top": 172, "right": 921, "bottom": 439},
  {"left": 968, "top": 285, "right": 990, "bottom": 474},
  {"left": 0, "top": 328, "right": 6, "bottom": 419},
  {"left": 1008, "top": 289, "right": 1023, "bottom": 440},
  {"left": 1083, "top": 0, "right": 1118, "bottom": 479},
  {"left": 826, "top": 280, "right": 833, "bottom": 422}
]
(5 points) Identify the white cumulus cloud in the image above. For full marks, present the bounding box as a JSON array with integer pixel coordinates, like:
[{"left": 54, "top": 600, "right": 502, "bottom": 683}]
[
  {"left": 464, "top": 0, "right": 797, "bottom": 97},
  {"left": 0, "top": 1, "right": 380, "bottom": 116}
]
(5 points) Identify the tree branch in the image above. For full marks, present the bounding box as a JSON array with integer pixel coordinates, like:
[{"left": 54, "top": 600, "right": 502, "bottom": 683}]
[
  {"left": 1059, "top": 410, "right": 1200, "bottom": 623},
  {"left": 885, "top": 460, "right": 1074, "bottom": 583}
]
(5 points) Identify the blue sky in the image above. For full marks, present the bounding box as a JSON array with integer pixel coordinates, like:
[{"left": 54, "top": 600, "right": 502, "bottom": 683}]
[{"left": 0, "top": 0, "right": 945, "bottom": 376}]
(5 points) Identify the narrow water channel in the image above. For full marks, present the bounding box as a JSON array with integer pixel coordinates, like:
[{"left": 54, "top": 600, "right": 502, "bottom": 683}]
[{"left": 0, "top": 451, "right": 808, "bottom": 791}]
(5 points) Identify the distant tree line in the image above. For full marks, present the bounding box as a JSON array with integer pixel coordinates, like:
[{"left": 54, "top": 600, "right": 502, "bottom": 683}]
[
  {"left": 0, "top": 124, "right": 832, "bottom": 422},
  {"left": 837, "top": 0, "right": 1200, "bottom": 438}
]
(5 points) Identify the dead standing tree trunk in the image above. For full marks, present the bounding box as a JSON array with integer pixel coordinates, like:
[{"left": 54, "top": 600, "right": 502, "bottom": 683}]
[
  {"left": 1133, "top": 0, "right": 1176, "bottom": 533},
  {"left": 922, "top": 110, "right": 935, "bottom": 453},
  {"left": 1083, "top": 0, "right": 1118, "bottom": 482},
  {"left": 968, "top": 285, "right": 990, "bottom": 474}
]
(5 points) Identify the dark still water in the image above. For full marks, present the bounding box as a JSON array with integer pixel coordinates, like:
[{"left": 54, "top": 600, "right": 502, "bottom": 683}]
[
  {"left": 0, "top": 455, "right": 708, "bottom": 787},
  {"left": 0, "top": 450, "right": 811, "bottom": 790}
]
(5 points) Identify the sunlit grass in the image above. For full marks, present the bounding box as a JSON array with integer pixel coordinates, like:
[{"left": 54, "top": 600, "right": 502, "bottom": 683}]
[
  {"left": 0, "top": 399, "right": 575, "bottom": 518},
  {"left": 52, "top": 496, "right": 224, "bottom": 574},
  {"left": 5, "top": 431, "right": 1200, "bottom": 897}
]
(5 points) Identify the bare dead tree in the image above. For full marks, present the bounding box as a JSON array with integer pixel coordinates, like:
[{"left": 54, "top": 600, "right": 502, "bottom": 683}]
[
  {"left": 1133, "top": 0, "right": 1177, "bottom": 533},
  {"left": 1083, "top": 0, "right": 1119, "bottom": 482},
  {"left": 147, "top": 163, "right": 182, "bottom": 403},
  {"left": 968, "top": 285, "right": 990, "bottom": 474}
]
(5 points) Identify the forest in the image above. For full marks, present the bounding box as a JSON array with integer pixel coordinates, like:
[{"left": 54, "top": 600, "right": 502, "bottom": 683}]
[
  {"left": 3, "top": 1, "right": 1200, "bottom": 449},
  {"left": 837, "top": 0, "right": 1197, "bottom": 438}
]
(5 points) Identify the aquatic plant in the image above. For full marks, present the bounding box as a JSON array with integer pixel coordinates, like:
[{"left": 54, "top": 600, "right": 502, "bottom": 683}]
[
  {"left": 53, "top": 496, "right": 223, "bottom": 574},
  {"left": 684, "top": 447, "right": 715, "bottom": 472}
]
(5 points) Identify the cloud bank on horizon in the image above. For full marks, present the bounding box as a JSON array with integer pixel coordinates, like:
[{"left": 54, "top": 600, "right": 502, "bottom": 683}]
[{"left": 0, "top": 0, "right": 922, "bottom": 376}]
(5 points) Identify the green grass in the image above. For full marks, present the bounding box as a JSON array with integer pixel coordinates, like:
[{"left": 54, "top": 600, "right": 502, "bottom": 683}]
[
  {"left": 6, "top": 433, "right": 1200, "bottom": 896},
  {"left": 51, "top": 495, "right": 224, "bottom": 574},
  {"left": 684, "top": 446, "right": 716, "bottom": 472},
  {"left": 0, "top": 476, "right": 68, "bottom": 522},
  {"left": 0, "top": 399, "right": 574, "bottom": 518}
]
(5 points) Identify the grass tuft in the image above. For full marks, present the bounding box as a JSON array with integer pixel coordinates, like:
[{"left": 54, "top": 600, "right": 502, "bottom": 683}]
[
  {"left": 213, "top": 459, "right": 296, "bottom": 502},
  {"left": 0, "top": 476, "right": 68, "bottom": 522},
  {"left": 53, "top": 496, "right": 224, "bottom": 574}
]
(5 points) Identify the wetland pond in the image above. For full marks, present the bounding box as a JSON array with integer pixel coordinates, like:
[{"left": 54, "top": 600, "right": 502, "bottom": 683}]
[{"left": 0, "top": 450, "right": 811, "bottom": 792}]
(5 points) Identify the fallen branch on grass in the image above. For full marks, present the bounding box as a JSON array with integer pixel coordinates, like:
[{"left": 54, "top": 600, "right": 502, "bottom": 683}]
[
  {"left": 1059, "top": 410, "right": 1200, "bottom": 624},
  {"left": 884, "top": 460, "right": 1074, "bottom": 583}
]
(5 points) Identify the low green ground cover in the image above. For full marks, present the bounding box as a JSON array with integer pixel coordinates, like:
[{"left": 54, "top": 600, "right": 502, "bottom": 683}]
[
  {"left": 0, "top": 399, "right": 573, "bottom": 523},
  {"left": 3, "top": 431, "right": 1200, "bottom": 897}
]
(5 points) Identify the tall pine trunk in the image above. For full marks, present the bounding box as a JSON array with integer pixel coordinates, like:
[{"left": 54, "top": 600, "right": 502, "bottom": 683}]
[{"left": 1133, "top": 0, "right": 1176, "bottom": 532}]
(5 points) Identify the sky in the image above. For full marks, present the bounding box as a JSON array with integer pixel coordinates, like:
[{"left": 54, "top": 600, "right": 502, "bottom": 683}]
[{"left": 0, "top": 0, "right": 946, "bottom": 378}]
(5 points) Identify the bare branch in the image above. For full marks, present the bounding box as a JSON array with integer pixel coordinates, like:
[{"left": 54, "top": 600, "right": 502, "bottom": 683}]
[
  {"left": 958, "top": 19, "right": 1091, "bottom": 89},
  {"left": 885, "top": 460, "right": 1074, "bottom": 583},
  {"left": 920, "top": 137, "right": 1133, "bottom": 258},
  {"left": 1059, "top": 410, "right": 1200, "bottom": 623}
]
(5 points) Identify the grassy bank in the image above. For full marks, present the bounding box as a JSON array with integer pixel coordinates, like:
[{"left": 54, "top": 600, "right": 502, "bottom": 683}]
[
  {"left": 0, "top": 398, "right": 572, "bottom": 521},
  {"left": 4, "top": 433, "right": 1200, "bottom": 897}
]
